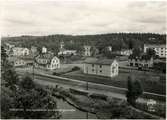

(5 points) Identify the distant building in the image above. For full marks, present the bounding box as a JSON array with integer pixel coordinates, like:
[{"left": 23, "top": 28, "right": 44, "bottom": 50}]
[
  {"left": 120, "top": 49, "right": 132, "bottom": 56},
  {"left": 144, "top": 44, "right": 166, "bottom": 58},
  {"left": 12, "top": 47, "right": 30, "bottom": 56},
  {"left": 84, "top": 45, "right": 91, "bottom": 56},
  {"left": 107, "top": 46, "right": 112, "bottom": 52},
  {"left": 31, "top": 46, "right": 38, "bottom": 55},
  {"left": 129, "top": 54, "right": 153, "bottom": 68},
  {"left": 84, "top": 58, "right": 119, "bottom": 77},
  {"left": 58, "top": 50, "right": 77, "bottom": 56},
  {"left": 60, "top": 41, "right": 64, "bottom": 50},
  {"left": 42, "top": 46, "right": 47, "bottom": 53},
  {"left": 5, "top": 43, "right": 15, "bottom": 49},
  {"left": 35, "top": 53, "right": 60, "bottom": 70},
  {"left": 8, "top": 57, "right": 26, "bottom": 67},
  {"left": 58, "top": 41, "right": 77, "bottom": 56}
]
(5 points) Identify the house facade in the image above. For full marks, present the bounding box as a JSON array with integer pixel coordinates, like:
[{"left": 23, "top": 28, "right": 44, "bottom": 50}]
[
  {"left": 83, "top": 58, "right": 119, "bottom": 77},
  {"left": 12, "top": 47, "right": 30, "bottom": 56},
  {"left": 35, "top": 53, "right": 60, "bottom": 70},
  {"left": 144, "top": 44, "right": 166, "bottom": 58}
]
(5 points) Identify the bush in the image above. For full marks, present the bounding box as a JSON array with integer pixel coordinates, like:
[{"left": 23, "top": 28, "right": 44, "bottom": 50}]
[
  {"left": 89, "top": 93, "right": 107, "bottom": 101},
  {"left": 69, "top": 88, "right": 88, "bottom": 96},
  {"left": 71, "top": 66, "right": 80, "bottom": 71},
  {"left": 52, "top": 72, "right": 61, "bottom": 76}
]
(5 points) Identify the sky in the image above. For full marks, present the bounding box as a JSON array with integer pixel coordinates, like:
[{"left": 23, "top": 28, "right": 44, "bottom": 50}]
[{"left": 1, "top": 0, "right": 166, "bottom": 36}]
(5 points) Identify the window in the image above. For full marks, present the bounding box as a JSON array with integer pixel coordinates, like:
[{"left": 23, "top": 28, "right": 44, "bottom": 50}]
[
  {"left": 99, "top": 65, "right": 102, "bottom": 68},
  {"left": 92, "top": 64, "right": 94, "bottom": 67},
  {"left": 144, "top": 64, "right": 148, "bottom": 67},
  {"left": 135, "top": 63, "right": 138, "bottom": 67},
  {"left": 92, "top": 69, "right": 94, "bottom": 72},
  {"left": 130, "top": 63, "right": 133, "bottom": 66},
  {"left": 100, "top": 70, "right": 102, "bottom": 73},
  {"left": 112, "top": 67, "right": 115, "bottom": 73}
]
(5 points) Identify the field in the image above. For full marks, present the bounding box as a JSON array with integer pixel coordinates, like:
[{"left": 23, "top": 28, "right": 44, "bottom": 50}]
[{"left": 60, "top": 68, "right": 165, "bottom": 95}]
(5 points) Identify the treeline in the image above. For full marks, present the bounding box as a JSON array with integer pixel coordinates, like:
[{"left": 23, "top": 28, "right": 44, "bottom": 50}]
[{"left": 2, "top": 33, "right": 166, "bottom": 53}]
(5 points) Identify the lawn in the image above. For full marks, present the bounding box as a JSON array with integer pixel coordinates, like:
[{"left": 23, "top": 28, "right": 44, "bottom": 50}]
[{"left": 61, "top": 69, "right": 165, "bottom": 95}]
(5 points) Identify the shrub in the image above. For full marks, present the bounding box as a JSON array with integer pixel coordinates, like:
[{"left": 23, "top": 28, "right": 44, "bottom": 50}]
[
  {"left": 52, "top": 72, "right": 61, "bottom": 76},
  {"left": 89, "top": 93, "right": 107, "bottom": 101},
  {"left": 71, "top": 66, "right": 80, "bottom": 71}
]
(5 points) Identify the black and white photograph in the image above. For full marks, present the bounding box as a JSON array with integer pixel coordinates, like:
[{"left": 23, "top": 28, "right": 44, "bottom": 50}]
[{"left": 1, "top": 0, "right": 166, "bottom": 119}]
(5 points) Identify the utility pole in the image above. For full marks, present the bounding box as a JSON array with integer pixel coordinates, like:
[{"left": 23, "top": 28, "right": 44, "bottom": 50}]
[
  {"left": 86, "top": 81, "right": 88, "bottom": 119},
  {"left": 33, "top": 54, "right": 35, "bottom": 81}
]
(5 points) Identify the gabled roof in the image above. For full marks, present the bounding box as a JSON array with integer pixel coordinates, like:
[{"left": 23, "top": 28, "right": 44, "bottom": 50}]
[
  {"left": 84, "top": 57, "right": 116, "bottom": 65},
  {"left": 35, "top": 53, "right": 58, "bottom": 65}
]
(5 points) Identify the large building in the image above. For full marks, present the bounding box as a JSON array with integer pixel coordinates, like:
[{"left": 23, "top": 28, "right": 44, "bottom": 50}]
[
  {"left": 144, "top": 44, "right": 166, "bottom": 58},
  {"left": 83, "top": 58, "right": 119, "bottom": 77},
  {"left": 12, "top": 47, "right": 30, "bottom": 56},
  {"left": 35, "top": 53, "right": 60, "bottom": 70}
]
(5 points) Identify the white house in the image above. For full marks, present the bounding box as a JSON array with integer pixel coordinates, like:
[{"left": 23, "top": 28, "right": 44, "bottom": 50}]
[
  {"left": 120, "top": 49, "right": 132, "bottom": 56},
  {"left": 42, "top": 46, "right": 47, "bottom": 53},
  {"left": 84, "top": 45, "right": 91, "bottom": 56},
  {"left": 58, "top": 50, "right": 77, "bottom": 55},
  {"left": 12, "top": 47, "right": 30, "bottom": 56},
  {"left": 144, "top": 44, "right": 166, "bottom": 58},
  {"left": 83, "top": 58, "right": 119, "bottom": 77},
  {"left": 35, "top": 53, "right": 60, "bottom": 70},
  {"left": 58, "top": 41, "right": 77, "bottom": 56},
  {"left": 107, "top": 46, "right": 112, "bottom": 52}
]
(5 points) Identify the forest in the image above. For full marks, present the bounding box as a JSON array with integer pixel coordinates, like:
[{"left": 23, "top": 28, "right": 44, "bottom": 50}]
[{"left": 2, "top": 33, "right": 166, "bottom": 54}]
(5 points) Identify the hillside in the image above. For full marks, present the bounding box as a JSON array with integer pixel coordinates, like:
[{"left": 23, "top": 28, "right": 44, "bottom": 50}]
[{"left": 2, "top": 33, "right": 166, "bottom": 53}]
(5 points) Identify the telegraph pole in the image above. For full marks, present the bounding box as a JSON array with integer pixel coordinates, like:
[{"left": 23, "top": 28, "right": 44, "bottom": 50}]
[
  {"left": 33, "top": 53, "right": 35, "bottom": 81},
  {"left": 86, "top": 81, "right": 88, "bottom": 119}
]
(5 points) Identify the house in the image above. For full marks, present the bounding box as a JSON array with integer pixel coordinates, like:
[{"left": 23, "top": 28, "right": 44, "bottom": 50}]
[
  {"left": 83, "top": 58, "right": 119, "bottom": 77},
  {"left": 120, "top": 49, "right": 132, "bottom": 56},
  {"left": 35, "top": 53, "right": 60, "bottom": 70},
  {"left": 5, "top": 43, "right": 15, "bottom": 50},
  {"left": 84, "top": 45, "right": 91, "bottom": 56},
  {"left": 8, "top": 57, "right": 26, "bottom": 67},
  {"left": 12, "top": 47, "right": 30, "bottom": 56},
  {"left": 42, "top": 46, "right": 47, "bottom": 53},
  {"left": 58, "top": 41, "right": 77, "bottom": 56},
  {"left": 128, "top": 54, "right": 153, "bottom": 68},
  {"left": 107, "top": 46, "right": 112, "bottom": 52},
  {"left": 31, "top": 46, "right": 38, "bottom": 55},
  {"left": 144, "top": 44, "right": 166, "bottom": 58},
  {"left": 58, "top": 50, "right": 77, "bottom": 56}
]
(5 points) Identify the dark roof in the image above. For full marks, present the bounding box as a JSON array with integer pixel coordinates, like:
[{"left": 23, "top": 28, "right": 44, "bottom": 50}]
[{"left": 84, "top": 57, "right": 116, "bottom": 65}]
